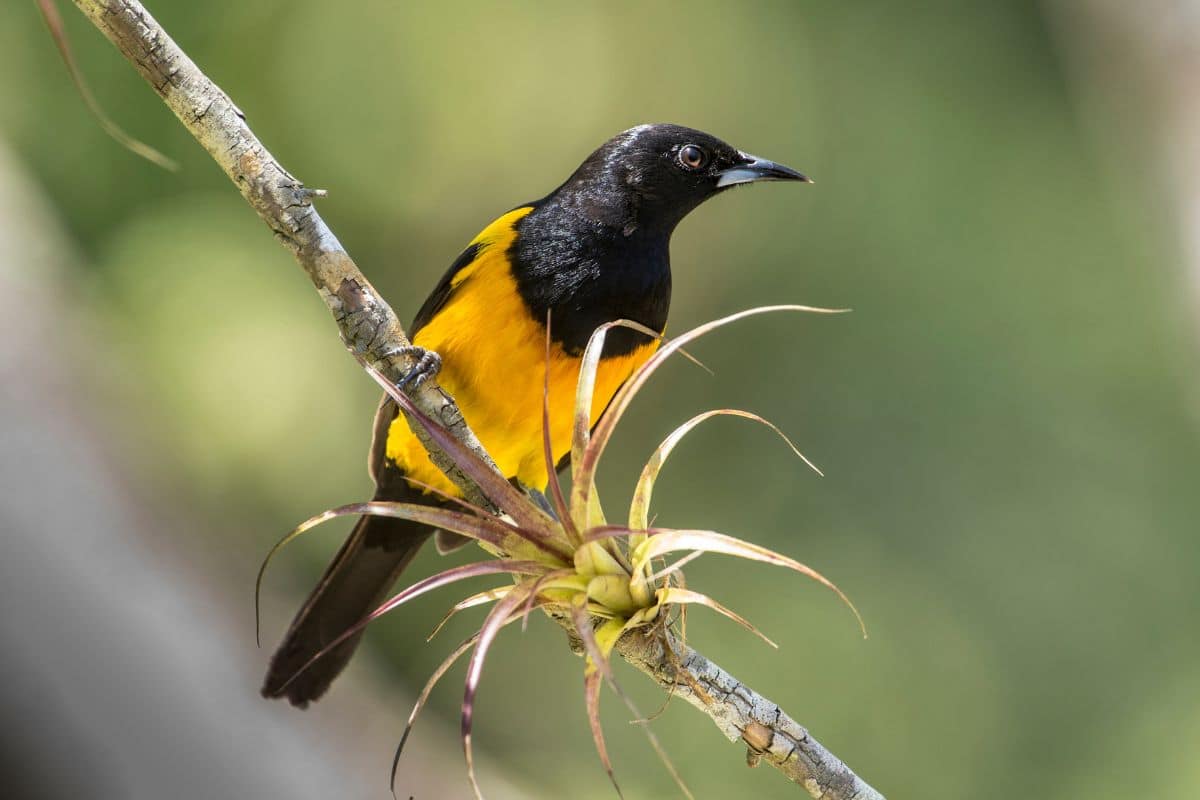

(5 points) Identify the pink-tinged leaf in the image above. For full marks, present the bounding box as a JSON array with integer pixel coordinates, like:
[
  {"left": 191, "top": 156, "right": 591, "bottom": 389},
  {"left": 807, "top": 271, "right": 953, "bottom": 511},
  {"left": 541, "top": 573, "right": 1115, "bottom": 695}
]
[
  {"left": 570, "top": 601, "right": 623, "bottom": 797},
  {"left": 576, "top": 305, "right": 845, "bottom": 518},
  {"left": 657, "top": 587, "right": 778, "bottom": 648},
  {"left": 570, "top": 320, "right": 619, "bottom": 470},
  {"left": 568, "top": 318, "right": 672, "bottom": 520},
  {"left": 463, "top": 584, "right": 537, "bottom": 800},
  {"left": 520, "top": 568, "right": 577, "bottom": 631},
  {"left": 568, "top": 320, "right": 616, "bottom": 522},
  {"left": 395, "top": 598, "right": 555, "bottom": 799},
  {"left": 542, "top": 318, "right": 579, "bottom": 544},
  {"left": 394, "top": 476, "right": 510, "bottom": 521},
  {"left": 570, "top": 601, "right": 694, "bottom": 800},
  {"left": 569, "top": 600, "right": 614, "bottom": 678},
  {"left": 647, "top": 550, "right": 705, "bottom": 584},
  {"left": 427, "top": 587, "right": 512, "bottom": 642},
  {"left": 255, "top": 501, "right": 547, "bottom": 646},
  {"left": 37, "top": 0, "right": 178, "bottom": 171},
  {"left": 584, "top": 668, "right": 622, "bottom": 798},
  {"left": 582, "top": 525, "right": 652, "bottom": 545},
  {"left": 569, "top": 317, "right": 711, "bottom": 470},
  {"left": 632, "top": 528, "right": 866, "bottom": 638},
  {"left": 374, "top": 483, "right": 568, "bottom": 563},
  {"left": 276, "top": 561, "right": 549, "bottom": 694},
  {"left": 369, "top": 366, "right": 564, "bottom": 547},
  {"left": 392, "top": 632, "right": 479, "bottom": 797},
  {"left": 629, "top": 409, "right": 821, "bottom": 531}
]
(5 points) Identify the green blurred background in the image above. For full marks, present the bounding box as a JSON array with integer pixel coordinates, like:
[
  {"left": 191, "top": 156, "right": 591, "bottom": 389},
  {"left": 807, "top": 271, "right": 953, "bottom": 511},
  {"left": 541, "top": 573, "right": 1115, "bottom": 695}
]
[{"left": 3, "top": 1, "right": 1198, "bottom": 798}]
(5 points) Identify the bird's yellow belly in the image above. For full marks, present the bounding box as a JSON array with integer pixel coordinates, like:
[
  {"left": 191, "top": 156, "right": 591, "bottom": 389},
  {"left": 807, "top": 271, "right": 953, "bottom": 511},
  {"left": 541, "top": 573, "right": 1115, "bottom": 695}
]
[{"left": 384, "top": 247, "right": 657, "bottom": 496}]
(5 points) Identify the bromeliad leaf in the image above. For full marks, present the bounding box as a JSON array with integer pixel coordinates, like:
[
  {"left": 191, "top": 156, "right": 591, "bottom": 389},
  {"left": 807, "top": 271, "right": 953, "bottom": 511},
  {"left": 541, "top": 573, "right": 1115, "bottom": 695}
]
[
  {"left": 463, "top": 584, "right": 540, "bottom": 800},
  {"left": 570, "top": 599, "right": 693, "bottom": 800},
  {"left": 656, "top": 587, "right": 778, "bottom": 648},
  {"left": 629, "top": 408, "right": 822, "bottom": 532},
  {"left": 373, "top": 367, "right": 563, "bottom": 542},
  {"left": 392, "top": 632, "right": 479, "bottom": 797},
  {"left": 428, "top": 587, "right": 513, "bottom": 642},
  {"left": 574, "top": 305, "right": 844, "bottom": 526},
  {"left": 568, "top": 319, "right": 674, "bottom": 524},
  {"left": 632, "top": 528, "right": 866, "bottom": 637},
  {"left": 571, "top": 599, "right": 625, "bottom": 797},
  {"left": 277, "top": 561, "right": 551, "bottom": 695},
  {"left": 542, "top": 321, "right": 578, "bottom": 543},
  {"left": 255, "top": 501, "right": 560, "bottom": 645}
]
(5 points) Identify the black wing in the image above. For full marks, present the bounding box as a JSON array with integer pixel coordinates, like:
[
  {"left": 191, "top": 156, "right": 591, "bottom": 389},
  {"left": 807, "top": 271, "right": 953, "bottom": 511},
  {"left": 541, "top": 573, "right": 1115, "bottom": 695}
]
[
  {"left": 368, "top": 241, "right": 484, "bottom": 487},
  {"left": 410, "top": 241, "right": 482, "bottom": 335}
]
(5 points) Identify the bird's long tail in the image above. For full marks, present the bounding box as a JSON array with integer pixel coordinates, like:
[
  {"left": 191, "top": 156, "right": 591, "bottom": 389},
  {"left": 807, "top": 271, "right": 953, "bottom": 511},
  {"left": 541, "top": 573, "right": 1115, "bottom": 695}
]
[{"left": 261, "top": 485, "right": 432, "bottom": 707}]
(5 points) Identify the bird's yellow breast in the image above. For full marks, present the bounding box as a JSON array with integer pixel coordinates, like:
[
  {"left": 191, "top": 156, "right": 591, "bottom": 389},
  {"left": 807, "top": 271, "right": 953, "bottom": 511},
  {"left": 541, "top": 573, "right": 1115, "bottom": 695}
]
[{"left": 385, "top": 207, "right": 658, "bottom": 496}]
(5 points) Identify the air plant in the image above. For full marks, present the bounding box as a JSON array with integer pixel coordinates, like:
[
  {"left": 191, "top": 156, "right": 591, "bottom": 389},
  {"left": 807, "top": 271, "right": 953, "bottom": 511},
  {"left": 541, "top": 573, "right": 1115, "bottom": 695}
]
[{"left": 258, "top": 305, "right": 864, "bottom": 799}]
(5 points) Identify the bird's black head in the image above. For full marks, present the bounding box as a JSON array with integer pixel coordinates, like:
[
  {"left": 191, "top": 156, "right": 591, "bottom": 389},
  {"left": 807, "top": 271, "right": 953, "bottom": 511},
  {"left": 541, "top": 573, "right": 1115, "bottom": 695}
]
[
  {"left": 511, "top": 124, "right": 807, "bottom": 355},
  {"left": 550, "top": 123, "right": 810, "bottom": 237}
]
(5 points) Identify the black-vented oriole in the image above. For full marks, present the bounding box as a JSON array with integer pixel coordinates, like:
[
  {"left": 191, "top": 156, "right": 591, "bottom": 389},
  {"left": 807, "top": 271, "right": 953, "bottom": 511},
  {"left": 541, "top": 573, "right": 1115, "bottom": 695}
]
[{"left": 262, "top": 123, "right": 809, "bottom": 706}]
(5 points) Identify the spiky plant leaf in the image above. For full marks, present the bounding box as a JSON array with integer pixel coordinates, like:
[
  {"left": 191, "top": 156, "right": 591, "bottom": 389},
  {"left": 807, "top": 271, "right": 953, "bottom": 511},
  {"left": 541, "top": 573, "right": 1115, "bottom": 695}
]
[
  {"left": 372, "top": 368, "right": 563, "bottom": 544},
  {"left": 629, "top": 408, "right": 821, "bottom": 532},
  {"left": 586, "top": 575, "right": 639, "bottom": 616},
  {"left": 397, "top": 602, "right": 551, "bottom": 799},
  {"left": 463, "top": 583, "right": 538, "bottom": 800},
  {"left": 573, "top": 305, "right": 844, "bottom": 522},
  {"left": 392, "top": 632, "right": 479, "bottom": 796},
  {"left": 645, "top": 550, "right": 705, "bottom": 585},
  {"left": 519, "top": 568, "right": 578, "bottom": 631},
  {"left": 656, "top": 587, "right": 778, "bottom": 648},
  {"left": 570, "top": 599, "right": 625, "bottom": 797},
  {"left": 428, "top": 587, "right": 513, "bottom": 642},
  {"left": 631, "top": 528, "right": 866, "bottom": 637},
  {"left": 256, "top": 502, "right": 557, "bottom": 644},
  {"left": 569, "top": 599, "right": 693, "bottom": 800},
  {"left": 568, "top": 320, "right": 616, "bottom": 523},
  {"left": 541, "top": 321, "right": 578, "bottom": 543},
  {"left": 276, "top": 561, "right": 551, "bottom": 695},
  {"left": 574, "top": 540, "right": 627, "bottom": 578}
]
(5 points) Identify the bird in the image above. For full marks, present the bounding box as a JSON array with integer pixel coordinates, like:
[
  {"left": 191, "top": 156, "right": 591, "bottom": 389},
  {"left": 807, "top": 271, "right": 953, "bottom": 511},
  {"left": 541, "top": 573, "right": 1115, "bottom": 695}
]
[{"left": 262, "top": 123, "right": 809, "bottom": 707}]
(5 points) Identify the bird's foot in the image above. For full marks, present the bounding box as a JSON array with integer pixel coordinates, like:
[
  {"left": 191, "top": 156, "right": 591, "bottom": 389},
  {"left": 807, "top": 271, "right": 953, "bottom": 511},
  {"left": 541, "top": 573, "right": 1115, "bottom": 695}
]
[
  {"left": 383, "top": 345, "right": 442, "bottom": 392},
  {"left": 522, "top": 484, "right": 559, "bottom": 520}
]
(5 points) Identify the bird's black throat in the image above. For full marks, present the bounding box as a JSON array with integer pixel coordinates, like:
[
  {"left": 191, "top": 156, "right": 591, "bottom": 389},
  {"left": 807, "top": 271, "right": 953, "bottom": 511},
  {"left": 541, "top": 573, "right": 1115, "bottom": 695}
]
[{"left": 510, "top": 195, "right": 673, "bottom": 357}]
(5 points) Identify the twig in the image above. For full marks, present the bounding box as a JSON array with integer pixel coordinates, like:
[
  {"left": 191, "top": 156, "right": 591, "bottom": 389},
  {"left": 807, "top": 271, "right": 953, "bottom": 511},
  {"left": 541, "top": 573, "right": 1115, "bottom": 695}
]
[{"left": 66, "top": 2, "right": 884, "bottom": 797}]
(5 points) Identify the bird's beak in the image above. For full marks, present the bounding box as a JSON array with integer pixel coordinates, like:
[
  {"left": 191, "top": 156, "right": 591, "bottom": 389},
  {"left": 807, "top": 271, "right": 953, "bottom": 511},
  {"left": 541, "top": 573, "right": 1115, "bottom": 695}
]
[{"left": 716, "top": 151, "right": 811, "bottom": 188}]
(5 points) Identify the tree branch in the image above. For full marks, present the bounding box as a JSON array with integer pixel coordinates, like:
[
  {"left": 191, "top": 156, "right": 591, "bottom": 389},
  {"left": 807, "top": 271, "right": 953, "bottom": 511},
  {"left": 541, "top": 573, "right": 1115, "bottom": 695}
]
[
  {"left": 68, "top": 1, "right": 884, "bottom": 797},
  {"left": 620, "top": 631, "right": 883, "bottom": 798}
]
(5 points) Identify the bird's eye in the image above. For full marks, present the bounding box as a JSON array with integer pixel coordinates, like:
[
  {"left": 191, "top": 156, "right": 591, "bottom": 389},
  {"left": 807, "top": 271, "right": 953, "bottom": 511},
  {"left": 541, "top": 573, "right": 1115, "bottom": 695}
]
[{"left": 678, "top": 144, "right": 706, "bottom": 170}]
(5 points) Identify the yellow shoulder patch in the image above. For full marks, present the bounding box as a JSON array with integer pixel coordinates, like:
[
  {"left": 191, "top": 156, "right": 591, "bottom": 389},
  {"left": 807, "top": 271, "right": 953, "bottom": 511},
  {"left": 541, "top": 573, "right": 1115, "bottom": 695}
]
[{"left": 385, "top": 204, "right": 658, "bottom": 497}]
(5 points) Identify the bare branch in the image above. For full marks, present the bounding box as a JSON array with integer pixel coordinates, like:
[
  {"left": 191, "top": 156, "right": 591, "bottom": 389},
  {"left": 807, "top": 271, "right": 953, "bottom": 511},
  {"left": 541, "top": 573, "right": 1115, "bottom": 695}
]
[
  {"left": 66, "top": 2, "right": 884, "bottom": 797},
  {"left": 621, "top": 630, "right": 884, "bottom": 799}
]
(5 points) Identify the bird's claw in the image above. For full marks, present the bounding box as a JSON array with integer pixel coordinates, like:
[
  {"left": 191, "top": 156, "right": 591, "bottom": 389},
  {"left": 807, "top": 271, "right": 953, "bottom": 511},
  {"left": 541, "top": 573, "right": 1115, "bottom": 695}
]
[
  {"left": 523, "top": 485, "right": 558, "bottom": 519},
  {"left": 386, "top": 345, "right": 442, "bottom": 392}
]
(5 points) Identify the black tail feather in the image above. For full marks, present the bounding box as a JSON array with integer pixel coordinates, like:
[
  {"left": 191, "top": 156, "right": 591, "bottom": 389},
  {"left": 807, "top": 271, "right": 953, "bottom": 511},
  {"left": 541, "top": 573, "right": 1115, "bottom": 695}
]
[{"left": 262, "top": 487, "right": 432, "bottom": 707}]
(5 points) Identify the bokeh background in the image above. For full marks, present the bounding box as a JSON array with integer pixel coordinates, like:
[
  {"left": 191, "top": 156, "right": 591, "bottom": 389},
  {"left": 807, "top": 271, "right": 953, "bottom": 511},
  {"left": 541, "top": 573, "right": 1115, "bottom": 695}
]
[{"left": 3, "top": 1, "right": 1198, "bottom": 798}]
